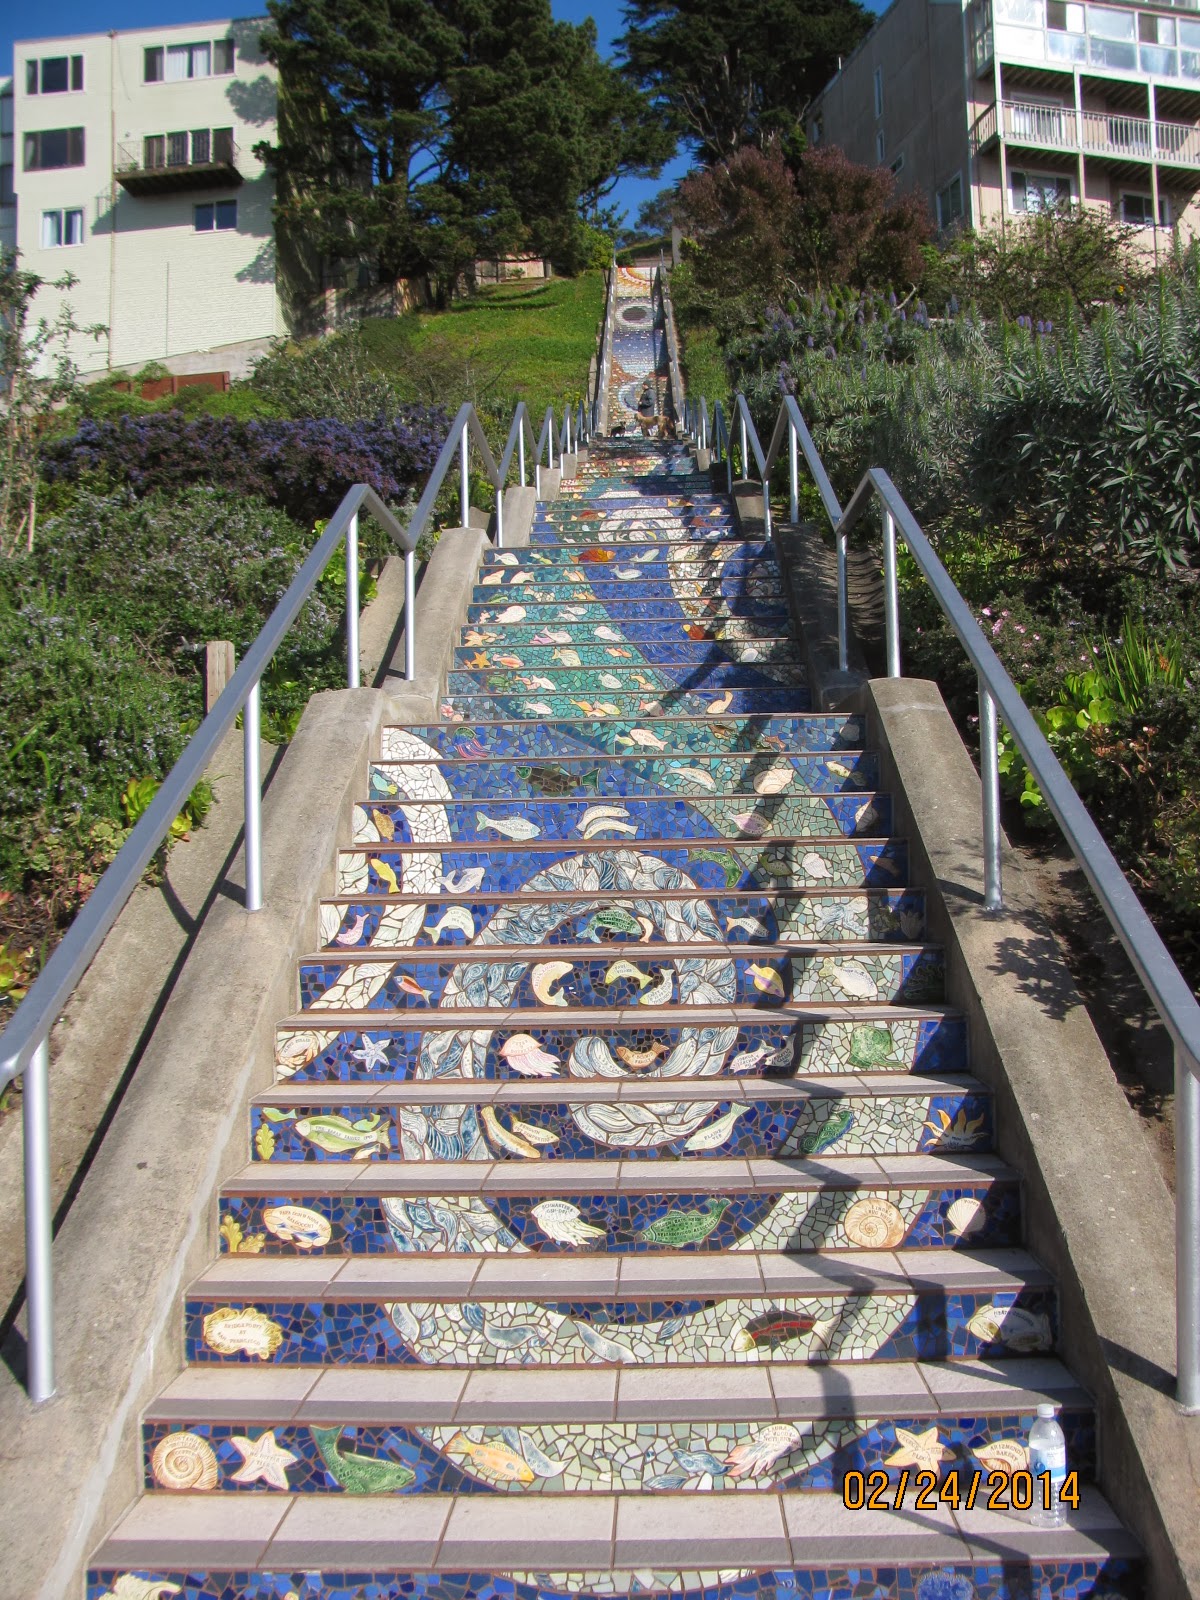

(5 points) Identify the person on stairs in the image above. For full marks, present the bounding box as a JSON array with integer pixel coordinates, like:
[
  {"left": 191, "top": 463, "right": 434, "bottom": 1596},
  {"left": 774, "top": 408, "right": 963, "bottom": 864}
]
[{"left": 636, "top": 383, "right": 658, "bottom": 437}]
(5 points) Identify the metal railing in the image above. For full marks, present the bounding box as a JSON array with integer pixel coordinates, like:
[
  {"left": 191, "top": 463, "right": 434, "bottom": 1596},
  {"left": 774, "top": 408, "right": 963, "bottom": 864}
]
[
  {"left": 653, "top": 255, "right": 686, "bottom": 423},
  {"left": 0, "top": 393, "right": 581, "bottom": 1404},
  {"left": 971, "top": 98, "right": 1200, "bottom": 166},
  {"left": 683, "top": 388, "right": 1200, "bottom": 1413},
  {"left": 593, "top": 258, "right": 617, "bottom": 436}
]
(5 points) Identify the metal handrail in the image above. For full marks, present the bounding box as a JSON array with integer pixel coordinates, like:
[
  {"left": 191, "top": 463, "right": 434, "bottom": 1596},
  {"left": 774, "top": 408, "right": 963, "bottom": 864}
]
[
  {"left": 0, "top": 390, "right": 575, "bottom": 1404},
  {"left": 593, "top": 257, "right": 617, "bottom": 435},
  {"left": 653, "top": 260, "right": 686, "bottom": 423},
  {"left": 683, "top": 390, "right": 1200, "bottom": 1412}
]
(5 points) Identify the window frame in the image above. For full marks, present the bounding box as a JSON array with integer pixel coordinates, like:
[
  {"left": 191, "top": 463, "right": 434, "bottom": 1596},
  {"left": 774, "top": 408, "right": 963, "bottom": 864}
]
[
  {"left": 194, "top": 198, "right": 238, "bottom": 232},
  {"left": 1120, "top": 188, "right": 1170, "bottom": 225},
  {"left": 23, "top": 127, "right": 86, "bottom": 171},
  {"left": 875, "top": 127, "right": 886, "bottom": 161},
  {"left": 937, "top": 172, "right": 965, "bottom": 227},
  {"left": 40, "top": 206, "right": 84, "bottom": 248},
  {"left": 1009, "top": 166, "right": 1076, "bottom": 213},
  {"left": 873, "top": 66, "right": 884, "bottom": 118},
  {"left": 25, "top": 54, "right": 84, "bottom": 95}
]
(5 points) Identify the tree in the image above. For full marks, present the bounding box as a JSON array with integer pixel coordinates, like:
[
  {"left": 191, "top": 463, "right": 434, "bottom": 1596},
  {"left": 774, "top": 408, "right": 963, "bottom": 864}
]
[
  {"left": 791, "top": 146, "right": 932, "bottom": 291},
  {"left": 257, "top": 0, "right": 668, "bottom": 291},
  {"left": 0, "top": 257, "right": 105, "bottom": 554},
  {"left": 675, "top": 142, "right": 933, "bottom": 315},
  {"left": 617, "top": 0, "right": 870, "bottom": 164}
]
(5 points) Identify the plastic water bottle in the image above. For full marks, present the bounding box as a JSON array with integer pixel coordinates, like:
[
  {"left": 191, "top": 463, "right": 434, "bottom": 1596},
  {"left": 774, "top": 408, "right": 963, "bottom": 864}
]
[{"left": 1027, "top": 1402, "right": 1067, "bottom": 1527}]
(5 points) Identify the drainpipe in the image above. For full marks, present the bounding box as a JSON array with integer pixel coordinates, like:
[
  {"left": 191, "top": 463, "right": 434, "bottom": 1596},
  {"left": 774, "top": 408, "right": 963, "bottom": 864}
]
[
  {"left": 1148, "top": 81, "right": 1160, "bottom": 267},
  {"left": 107, "top": 31, "right": 117, "bottom": 370}
]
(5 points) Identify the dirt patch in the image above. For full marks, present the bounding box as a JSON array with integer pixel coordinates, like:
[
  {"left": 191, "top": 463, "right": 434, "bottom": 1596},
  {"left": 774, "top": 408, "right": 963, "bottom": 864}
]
[{"left": 1014, "top": 823, "right": 1177, "bottom": 1190}]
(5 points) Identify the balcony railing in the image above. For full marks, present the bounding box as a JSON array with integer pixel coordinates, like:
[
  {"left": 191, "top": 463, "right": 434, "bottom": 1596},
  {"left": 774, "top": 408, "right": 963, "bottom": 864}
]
[
  {"left": 972, "top": 98, "right": 1200, "bottom": 165},
  {"left": 115, "top": 132, "right": 242, "bottom": 194}
]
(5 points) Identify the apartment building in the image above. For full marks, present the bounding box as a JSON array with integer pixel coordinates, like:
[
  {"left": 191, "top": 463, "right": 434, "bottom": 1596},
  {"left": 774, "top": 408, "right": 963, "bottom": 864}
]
[
  {"left": 806, "top": 0, "right": 1200, "bottom": 250},
  {"left": 1, "top": 79, "right": 14, "bottom": 257},
  {"left": 12, "top": 18, "right": 284, "bottom": 373}
]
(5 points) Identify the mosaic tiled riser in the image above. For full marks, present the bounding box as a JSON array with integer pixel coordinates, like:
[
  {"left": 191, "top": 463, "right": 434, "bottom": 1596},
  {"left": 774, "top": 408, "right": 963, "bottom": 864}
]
[
  {"left": 88, "top": 1562, "right": 1143, "bottom": 1600},
  {"left": 381, "top": 719, "right": 865, "bottom": 760},
  {"left": 319, "top": 890, "right": 923, "bottom": 951},
  {"left": 139, "top": 1410, "right": 1097, "bottom": 1497},
  {"left": 272, "top": 1016, "right": 969, "bottom": 1085},
  {"left": 219, "top": 1182, "right": 1020, "bottom": 1256},
  {"left": 184, "top": 1289, "right": 1060, "bottom": 1369},
  {"left": 296, "top": 950, "right": 946, "bottom": 1014},
  {"left": 368, "top": 754, "right": 881, "bottom": 797},
  {"left": 338, "top": 842, "right": 912, "bottom": 896},
  {"left": 350, "top": 796, "right": 896, "bottom": 843}
]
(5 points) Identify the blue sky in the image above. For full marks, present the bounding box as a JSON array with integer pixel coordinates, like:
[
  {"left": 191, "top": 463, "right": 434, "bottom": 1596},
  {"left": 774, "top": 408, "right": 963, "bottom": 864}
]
[{"left": 2, "top": 1, "right": 877, "bottom": 228}]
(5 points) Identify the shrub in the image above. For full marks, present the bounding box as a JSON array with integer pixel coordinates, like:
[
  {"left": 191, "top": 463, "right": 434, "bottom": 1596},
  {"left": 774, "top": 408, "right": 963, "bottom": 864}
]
[
  {"left": 248, "top": 330, "right": 410, "bottom": 422},
  {"left": 42, "top": 407, "right": 448, "bottom": 521}
]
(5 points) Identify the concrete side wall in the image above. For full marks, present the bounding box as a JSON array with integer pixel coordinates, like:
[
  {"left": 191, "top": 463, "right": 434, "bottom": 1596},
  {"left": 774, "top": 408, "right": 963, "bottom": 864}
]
[
  {"left": 13, "top": 18, "right": 281, "bottom": 372},
  {"left": 808, "top": 0, "right": 971, "bottom": 221},
  {"left": 864, "top": 676, "right": 1200, "bottom": 1600}
]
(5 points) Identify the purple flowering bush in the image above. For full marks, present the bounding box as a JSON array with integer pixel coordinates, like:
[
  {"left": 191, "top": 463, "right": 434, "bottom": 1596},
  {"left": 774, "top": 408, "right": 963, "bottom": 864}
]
[{"left": 42, "top": 408, "right": 448, "bottom": 521}]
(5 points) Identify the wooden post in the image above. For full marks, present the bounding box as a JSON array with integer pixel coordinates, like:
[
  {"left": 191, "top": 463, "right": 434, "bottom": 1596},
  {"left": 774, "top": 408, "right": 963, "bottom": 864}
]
[{"left": 205, "top": 641, "right": 235, "bottom": 715}]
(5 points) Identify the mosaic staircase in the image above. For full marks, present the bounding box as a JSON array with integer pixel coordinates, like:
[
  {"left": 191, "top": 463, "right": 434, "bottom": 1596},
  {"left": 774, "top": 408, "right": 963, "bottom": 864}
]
[{"left": 88, "top": 275, "right": 1140, "bottom": 1600}]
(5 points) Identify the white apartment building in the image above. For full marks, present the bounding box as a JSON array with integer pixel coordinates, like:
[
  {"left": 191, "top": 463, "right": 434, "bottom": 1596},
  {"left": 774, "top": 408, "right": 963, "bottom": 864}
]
[
  {"left": 1, "top": 78, "right": 14, "bottom": 257},
  {"left": 806, "top": 0, "right": 1200, "bottom": 253},
  {"left": 12, "top": 18, "right": 284, "bottom": 374}
]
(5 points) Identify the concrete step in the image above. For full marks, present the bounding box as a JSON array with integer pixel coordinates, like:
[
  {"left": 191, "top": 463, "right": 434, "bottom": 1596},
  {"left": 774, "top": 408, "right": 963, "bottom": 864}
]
[
  {"left": 317, "top": 886, "right": 922, "bottom": 950},
  {"left": 139, "top": 1358, "right": 1094, "bottom": 1496},
  {"left": 271, "top": 1006, "right": 969, "bottom": 1086},
  {"left": 247, "top": 1073, "right": 991, "bottom": 1164},
  {"left": 87, "top": 1485, "right": 1141, "bottom": 1598},
  {"left": 378, "top": 713, "right": 867, "bottom": 761},
  {"left": 185, "top": 1248, "right": 1057, "bottom": 1367},
  {"left": 369, "top": 750, "right": 880, "bottom": 800},
  {"left": 349, "top": 794, "right": 894, "bottom": 847},
  {"left": 337, "top": 838, "right": 909, "bottom": 896},
  {"left": 470, "top": 577, "right": 778, "bottom": 604},
  {"left": 296, "top": 941, "right": 945, "bottom": 1014},
  {"left": 220, "top": 1150, "right": 1017, "bottom": 1255}
]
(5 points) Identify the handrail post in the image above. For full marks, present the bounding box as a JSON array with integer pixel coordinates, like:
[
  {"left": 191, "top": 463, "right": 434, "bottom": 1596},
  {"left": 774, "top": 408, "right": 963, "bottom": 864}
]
[
  {"left": 404, "top": 549, "right": 416, "bottom": 682},
  {"left": 739, "top": 414, "right": 748, "bottom": 481},
  {"left": 24, "top": 1036, "right": 54, "bottom": 1403},
  {"left": 518, "top": 428, "right": 526, "bottom": 488},
  {"left": 882, "top": 506, "right": 901, "bottom": 678},
  {"left": 836, "top": 530, "right": 849, "bottom": 673},
  {"left": 459, "top": 428, "right": 469, "bottom": 529},
  {"left": 762, "top": 474, "right": 772, "bottom": 538},
  {"left": 495, "top": 485, "right": 505, "bottom": 550},
  {"left": 1178, "top": 1044, "right": 1200, "bottom": 1410},
  {"left": 979, "top": 683, "right": 1003, "bottom": 911},
  {"left": 789, "top": 422, "right": 799, "bottom": 524},
  {"left": 345, "top": 510, "right": 360, "bottom": 690},
  {"left": 243, "top": 680, "right": 262, "bottom": 912}
]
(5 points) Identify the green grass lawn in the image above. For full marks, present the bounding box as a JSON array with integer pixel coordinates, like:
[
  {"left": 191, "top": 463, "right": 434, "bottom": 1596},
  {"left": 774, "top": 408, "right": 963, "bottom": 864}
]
[
  {"left": 359, "top": 272, "right": 604, "bottom": 419},
  {"left": 680, "top": 322, "right": 729, "bottom": 411}
]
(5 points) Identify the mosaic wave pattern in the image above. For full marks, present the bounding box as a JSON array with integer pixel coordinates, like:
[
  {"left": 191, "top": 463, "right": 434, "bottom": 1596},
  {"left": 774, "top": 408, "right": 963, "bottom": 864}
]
[{"left": 89, "top": 425, "right": 1139, "bottom": 1596}]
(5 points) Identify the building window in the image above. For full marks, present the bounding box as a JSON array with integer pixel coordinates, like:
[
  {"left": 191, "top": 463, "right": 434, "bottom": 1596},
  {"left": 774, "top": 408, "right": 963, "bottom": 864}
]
[
  {"left": 0, "top": 164, "right": 14, "bottom": 206},
  {"left": 24, "top": 127, "right": 85, "bottom": 170},
  {"left": 810, "top": 116, "right": 823, "bottom": 146},
  {"left": 41, "top": 207, "right": 84, "bottom": 248},
  {"left": 1121, "top": 190, "right": 1170, "bottom": 225},
  {"left": 26, "top": 55, "right": 84, "bottom": 94},
  {"left": 876, "top": 128, "right": 886, "bottom": 161},
  {"left": 891, "top": 153, "right": 906, "bottom": 174},
  {"left": 1010, "top": 168, "right": 1074, "bottom": 212},
  {"left": 873, "top": 66, "right": 884, "bottom": 117},
  {"left": 194, "top": 199, "right": 237, "bottom": 232},
  {"left": 145, "top": 39, "right": 233, "bottom": 81},
  {"left": 937, "top": 173, "right": 965, "bottom": 227}
]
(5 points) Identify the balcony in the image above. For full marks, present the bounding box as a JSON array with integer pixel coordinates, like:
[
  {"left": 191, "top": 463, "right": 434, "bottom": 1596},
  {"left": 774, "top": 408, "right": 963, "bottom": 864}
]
[
  {"left": 972, "top": 97, "right": 1200, "bottom": 164},
  {"left": 115, "top": 130, "right": 241, "bottom": 195}
]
